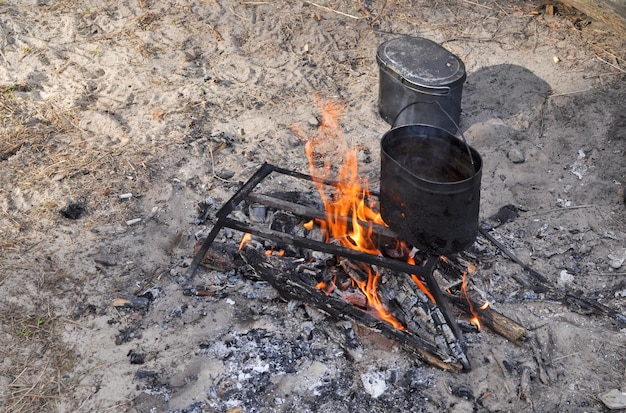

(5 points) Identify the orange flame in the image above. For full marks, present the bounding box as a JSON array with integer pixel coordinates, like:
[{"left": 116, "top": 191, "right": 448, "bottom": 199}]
[
  {"left": 239, "top": 233, "right": 285, "bottom": 256},
  {"left": 460, "top": 271, "right": 481, "bottom": 330},
  {"left": 467, "top": 262, "right": 477, "bottom": 274},
  {"left": 264, "top": 249, "right": 285, "bottom": 257},
  {"left": 315, "top": 280, "right": 336, "bottom": 296},
  {"left": 406, "top": 248, "right": 436, "bottom": 303},
  {"left": 238, "top": 233, "right": 252, "bottom": 251},
  {"left": 296, "top": 95, "right": 404, "bottom": 330}
]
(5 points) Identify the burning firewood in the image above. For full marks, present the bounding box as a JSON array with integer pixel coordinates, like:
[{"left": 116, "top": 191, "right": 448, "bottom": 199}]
[
  {"left": 239, "top": 240, "right": 468, "bottom": 371},
  {"left": 444, "top": 293, "right": 527, "bottom": 343}
]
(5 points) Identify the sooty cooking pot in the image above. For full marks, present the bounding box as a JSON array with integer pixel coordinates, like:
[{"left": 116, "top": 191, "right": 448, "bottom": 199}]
[
  {"left": 377, "top": 36, "right": 466, "bottom": 132},
  {"left": 380, "top": 124, "right": 482, "bottom": 255}
]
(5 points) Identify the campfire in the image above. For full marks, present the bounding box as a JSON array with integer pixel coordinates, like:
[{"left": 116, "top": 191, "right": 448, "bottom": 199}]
[
  {"left": 182, "top": 95, "right": 626, "bottom": 375},
  {"left": 182, "top": 96, "right": 541, "bottom": 371}
]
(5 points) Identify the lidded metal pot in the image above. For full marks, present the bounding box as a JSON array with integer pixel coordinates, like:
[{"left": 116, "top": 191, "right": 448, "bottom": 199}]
[{"left": 377, "top": 36, "right": 466, "bottom": 131}]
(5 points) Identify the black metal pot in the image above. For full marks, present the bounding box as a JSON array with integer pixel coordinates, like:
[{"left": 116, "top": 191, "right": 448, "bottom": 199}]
[
  {"left": 377, "top": 36, "right": 466, "bottom": 131},
  {"left": 380, "top": 124, "right": 482, "bottom": 255}
]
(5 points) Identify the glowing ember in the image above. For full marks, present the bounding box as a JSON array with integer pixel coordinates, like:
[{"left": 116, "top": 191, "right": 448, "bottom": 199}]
[
  {"left": 240, "top": 235, "right": 285, "bottom": 257},
  {"left": 467, "top": 262, "right": 477, "bottom": 274},
  {"left": 303, "top": 219, "right": 315, "bottom": 230},
  {"left": 315, "top": 280, "right": 335, "bottom": 296},
  {"left": 315, "top": 281, "right": 327, "bottom": 289}
]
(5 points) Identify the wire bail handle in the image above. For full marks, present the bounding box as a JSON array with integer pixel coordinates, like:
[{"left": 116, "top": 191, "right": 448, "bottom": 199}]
[{"left": 391, "top": 100, "right": 475, "bottom": 167}]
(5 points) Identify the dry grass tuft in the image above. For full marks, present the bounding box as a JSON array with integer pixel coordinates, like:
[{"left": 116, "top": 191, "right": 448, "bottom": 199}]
[{"left": 0, "top": 305, "right": 78, "bottom": 412}]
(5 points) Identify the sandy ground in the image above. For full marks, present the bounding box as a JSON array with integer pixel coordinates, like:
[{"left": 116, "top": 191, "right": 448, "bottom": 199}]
[{"left": 1, "top": 1, "right": 625, "bottom": 412}]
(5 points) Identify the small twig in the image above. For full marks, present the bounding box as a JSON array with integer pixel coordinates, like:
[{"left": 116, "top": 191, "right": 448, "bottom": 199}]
[
  {"left": 75, "top": 393, "right": 93, "bottom": 412},
  {"left": 491, "top": 0, "right": 509, "bottom": 16},
  {"left": 357, "top": 0, "right": 371, "bottom": 18},
  {"left": 532, "top": 341, "right": 550, "bottom": 384},
  {"left": 462, "top": 0, "right": 492, "bottom": 10},
  {"left": 358, "top": 0, "right": 387, "bottom": 26},
  {"left": 303, "top": 1, "right": 364, "bottom": 19},
  {"left": 596, "top": 56, "right": 626, "bottom": 74},
  {"left": 548, "top": 89, "right": 592, "bottom": 98},
  {"left": 0, "top": 47, "right": 8, "bottom": 65},
  {"left": 587, "top": 41, "right": 625, "bottom": 65},
  {"left": 519, "top": 365, "right": 534, "bottom": 408},
  {"left": 0, "top": 23, "right": 10, "bottom": 66},
  {"left": 208, "top": 141, "right": 236, "bottom": 183},
  {"left": 524, "top": 204, "right": 595, "bottom": 217},
  {"left": 367, "top": 0, "right": 387, "bottom": 26},
  {"left": 103, "top": 401, "right": 132, "bottom": 411},
  {"left": 549, "top": 352, "right": 580, "bottom": 364},
  {"left": 210, "top": 25, "right": 223, "bottom": 42},
  {"left": 490, "top": 349, "right": 508, "bottom": 378},
  {"left": 55, "top": 59, "right": 73, "bottom": 75},
  {"left": 441, "top": 36, "right": 504, "bottom": 46},
  {"left": 532, "top": 20, "right": 538, "bottom": 54},
  {"left": 537, "top": 92, "right": 548, "bottom": 139},
  {"left": 1, "top": 142, "right": 24, "bottom": 161}
]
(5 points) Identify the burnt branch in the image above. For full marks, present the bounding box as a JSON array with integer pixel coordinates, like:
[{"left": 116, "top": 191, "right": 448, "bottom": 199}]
[
  {"left": 479, "top": 227, "right": 626, "bottom": 326},
  {"left": 445, "top": 293, "right": 527, "bottom": 343}
]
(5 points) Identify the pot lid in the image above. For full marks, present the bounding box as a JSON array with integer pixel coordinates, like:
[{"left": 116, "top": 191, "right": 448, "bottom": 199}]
[{"left": 377, "top": 37, "right": 466, "bottom": 89}]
